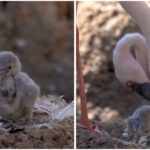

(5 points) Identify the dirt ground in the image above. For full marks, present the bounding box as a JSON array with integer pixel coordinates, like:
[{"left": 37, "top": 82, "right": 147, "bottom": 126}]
[
  {"left": 0, "top": 96, "right": 74, "bottom": 149},
  {"left": 77, "top": 2, "right": 150, "bottom": 148}
]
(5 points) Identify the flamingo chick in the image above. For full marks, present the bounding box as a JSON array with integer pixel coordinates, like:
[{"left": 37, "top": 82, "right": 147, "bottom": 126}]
[{"left": 123, "top": 105, "right": 150, "bottom": 144}]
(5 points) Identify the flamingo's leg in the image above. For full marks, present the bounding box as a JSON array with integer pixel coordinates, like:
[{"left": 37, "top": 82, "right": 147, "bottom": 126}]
[{"left": 76, "top": 26, "right": 108, "bottom": 135}]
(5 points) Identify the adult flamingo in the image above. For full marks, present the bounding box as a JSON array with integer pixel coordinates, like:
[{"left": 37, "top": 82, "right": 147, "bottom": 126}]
[
  {"left": 113, "top": 1, "right": 150, "bottom": 99},
  {"left": 113, "top": 33, "right": 150, "bottom": 99},
  {"left": 77, "top": 1, "right": 150, "bottom": 134}
]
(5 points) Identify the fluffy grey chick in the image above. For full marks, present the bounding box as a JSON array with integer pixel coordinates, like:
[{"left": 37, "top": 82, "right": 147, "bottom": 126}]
[
  {"left": 0, "top": 51, "right": 40, "bottom": 124},
  {"left": 123, "top": 105, "right": 150, "bottom": 143}
]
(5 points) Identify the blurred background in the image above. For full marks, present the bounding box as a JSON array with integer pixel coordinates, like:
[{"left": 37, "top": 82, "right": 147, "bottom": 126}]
[
  {"left": 0, "top": 2, "right": 73, "bottom": 100},
  {"left": 77, "top": 1, "right": 150, "bottom": 124}
]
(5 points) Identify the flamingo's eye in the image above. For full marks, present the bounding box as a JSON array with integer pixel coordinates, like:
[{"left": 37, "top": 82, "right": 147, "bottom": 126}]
[
  {"left": 126, "top": 81, "right": 132, "bottom": 87},
  {"left": 8, "top": 66, "right": 11, "bottom": 69}
]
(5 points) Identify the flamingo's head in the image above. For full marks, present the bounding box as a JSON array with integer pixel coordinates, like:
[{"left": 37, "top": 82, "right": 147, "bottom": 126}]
[{"left": 127, "top": 81, "right": 150, "bottom": 100}]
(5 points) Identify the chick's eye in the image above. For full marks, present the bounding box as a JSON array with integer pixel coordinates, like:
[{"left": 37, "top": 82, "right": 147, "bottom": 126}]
[{"left": 8, "top": 66, "right": 12, "bottom": 69}]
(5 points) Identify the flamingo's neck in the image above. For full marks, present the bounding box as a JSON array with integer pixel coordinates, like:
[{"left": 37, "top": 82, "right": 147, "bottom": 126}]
[
  {"left": 120, "top": 1, "right": 150, "bottom": 71},
  {"left": 115, "top": 33, "right": 149, "bottom": 70},
  {"left": 113, "top": 33, "right": 149, "bottom": 84}
]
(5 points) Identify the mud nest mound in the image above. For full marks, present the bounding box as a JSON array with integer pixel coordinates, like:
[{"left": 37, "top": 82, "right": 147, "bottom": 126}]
[
  {"left": 0, "top": 96, "right": 74, "bottom": 148},
  {"left": 77, "top": 119, "right": 147, "bottom": 149}
]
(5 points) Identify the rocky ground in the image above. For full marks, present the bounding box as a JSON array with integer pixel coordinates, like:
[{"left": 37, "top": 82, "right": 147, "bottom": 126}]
[
  {"left": 77, "top": 2, "right": 150, "bottom": 148},
  {"left": 0, "top": 96, "right": 74, "bottom": 148}
]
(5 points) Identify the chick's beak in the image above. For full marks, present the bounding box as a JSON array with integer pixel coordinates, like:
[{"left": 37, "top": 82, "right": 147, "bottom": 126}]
[{"left": 0, "top": 67, "right": 9, "bottom": 80}]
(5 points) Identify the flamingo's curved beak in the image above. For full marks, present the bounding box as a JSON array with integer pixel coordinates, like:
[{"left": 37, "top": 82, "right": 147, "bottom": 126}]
[{"left": 129, "top": 82, "right": 150, "bottom": 100}]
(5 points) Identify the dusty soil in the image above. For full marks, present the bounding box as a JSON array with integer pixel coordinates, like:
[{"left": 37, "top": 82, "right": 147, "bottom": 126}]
[
  {"left": 0, "top": 96, "right": 74, "bottom": 149},
  {"left": 77, "top": 2, "right": 150, "bottom": 148}
]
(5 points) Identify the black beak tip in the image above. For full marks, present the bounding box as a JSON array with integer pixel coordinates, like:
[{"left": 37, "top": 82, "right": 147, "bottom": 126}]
[{"left": 130, "top": 82, "right": 150, "bottom": 100}]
